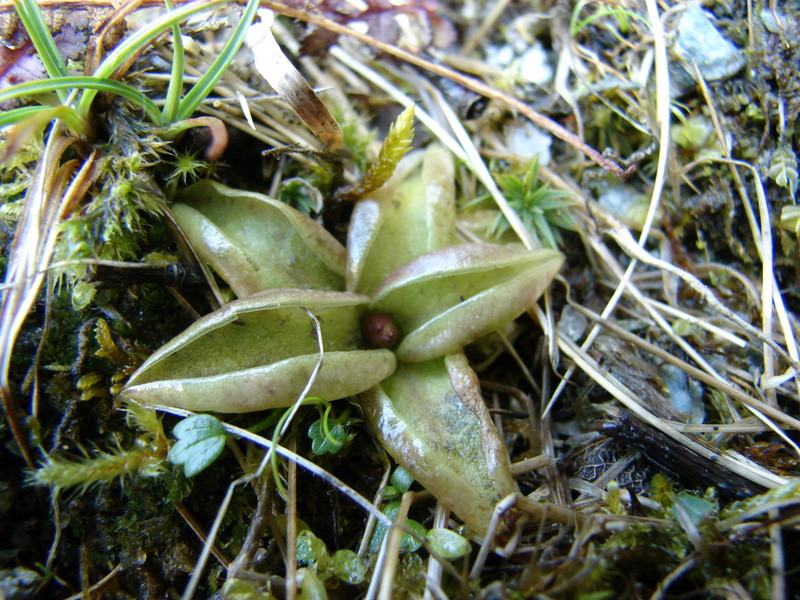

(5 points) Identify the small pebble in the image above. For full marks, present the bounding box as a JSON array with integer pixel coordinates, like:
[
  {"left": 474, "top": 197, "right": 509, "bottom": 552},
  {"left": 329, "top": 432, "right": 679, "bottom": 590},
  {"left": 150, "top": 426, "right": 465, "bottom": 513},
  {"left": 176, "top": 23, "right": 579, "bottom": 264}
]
[{"left": 670, "top": 4, "right": 745, "bottom": 96}]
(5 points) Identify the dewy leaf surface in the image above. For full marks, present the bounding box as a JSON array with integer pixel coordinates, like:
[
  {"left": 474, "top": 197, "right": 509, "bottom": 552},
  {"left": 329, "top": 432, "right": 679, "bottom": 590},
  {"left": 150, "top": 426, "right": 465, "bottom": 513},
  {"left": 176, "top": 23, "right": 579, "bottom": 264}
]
[
  {"left": 173, "top": 180, "right": 345, "bottom": 296},
  {"left": 122, "top": 290, "right": 395, "bottom": 412}
]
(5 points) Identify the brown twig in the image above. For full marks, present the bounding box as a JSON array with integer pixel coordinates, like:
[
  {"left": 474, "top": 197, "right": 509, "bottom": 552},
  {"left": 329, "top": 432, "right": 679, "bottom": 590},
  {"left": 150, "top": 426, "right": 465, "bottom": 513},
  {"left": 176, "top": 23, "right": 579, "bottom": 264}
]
[{"left": 173, "top": 500, "right": 232, "bottom": 567}]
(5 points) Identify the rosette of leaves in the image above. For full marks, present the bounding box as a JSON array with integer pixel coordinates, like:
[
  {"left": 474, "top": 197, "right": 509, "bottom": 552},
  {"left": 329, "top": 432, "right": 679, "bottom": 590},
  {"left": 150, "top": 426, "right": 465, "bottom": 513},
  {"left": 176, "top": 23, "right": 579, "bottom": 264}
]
[{"left": 122, "top": 142, "right": 563, "bottom": 532}]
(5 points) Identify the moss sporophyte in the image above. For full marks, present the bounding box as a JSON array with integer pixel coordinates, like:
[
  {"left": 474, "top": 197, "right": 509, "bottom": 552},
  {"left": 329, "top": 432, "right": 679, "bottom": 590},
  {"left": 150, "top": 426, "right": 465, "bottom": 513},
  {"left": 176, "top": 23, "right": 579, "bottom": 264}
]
[{"left": 121, "top": 145, "right": 563, "bottom": 533}]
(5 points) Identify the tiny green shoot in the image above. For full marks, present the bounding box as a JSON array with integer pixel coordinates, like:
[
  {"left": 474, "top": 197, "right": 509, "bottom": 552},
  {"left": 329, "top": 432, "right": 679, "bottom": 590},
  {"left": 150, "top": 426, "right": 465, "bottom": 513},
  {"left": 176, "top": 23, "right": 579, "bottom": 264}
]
[
  {"left": 335, "top": 104, "right": 416, "bottom": 203},
  {"left": 308, "top": 403, "right": 356, "bottom": 455},
  {"left": 368, "top": 501, "right": 427, "bottom": 554},
  {"left": 488, "top": 158, "right": 576, "bottom": 248}
]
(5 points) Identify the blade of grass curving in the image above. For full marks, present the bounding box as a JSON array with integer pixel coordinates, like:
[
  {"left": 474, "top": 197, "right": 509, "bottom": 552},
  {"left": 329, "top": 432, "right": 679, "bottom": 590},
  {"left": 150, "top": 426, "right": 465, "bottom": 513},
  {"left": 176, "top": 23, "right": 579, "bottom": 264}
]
[
  {"left": 0, "top": 106, "right": 85, "bottom": 161},
  {"left": 77, "top": 0, "right": 229, "bottom": 119},
  {"left": 174, "top": 0, "right": 260, "bottom": 121},
  {"left": 161, "top": 0, "right": 185, "bottom": 122},
  {"left": 0, "top": 106, "right": 63, "bottom": 129},
  {"left": 0, "top": 77, "right": 164, "bottom": 125},
  {"left": 13, "top": 0, "right": 69, "bottom": 101}
]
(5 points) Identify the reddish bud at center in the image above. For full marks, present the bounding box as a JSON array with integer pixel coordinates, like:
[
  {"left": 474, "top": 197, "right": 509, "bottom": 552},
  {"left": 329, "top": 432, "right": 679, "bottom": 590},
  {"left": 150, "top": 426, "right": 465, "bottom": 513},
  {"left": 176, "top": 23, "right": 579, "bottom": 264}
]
[{"left": 361, "top": 311, "right": 402, "bottom": 350}]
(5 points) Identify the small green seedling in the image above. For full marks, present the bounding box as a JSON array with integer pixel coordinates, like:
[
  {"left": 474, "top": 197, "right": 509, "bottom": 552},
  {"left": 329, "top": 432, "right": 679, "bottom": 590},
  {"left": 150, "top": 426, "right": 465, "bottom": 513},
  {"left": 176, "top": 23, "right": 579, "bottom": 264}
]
[
  {"left": 308, "top": 404, "right": 356, "bottom": 455},
  {"left": 169, "top": 414, "right": 227, "bottom": 477}
]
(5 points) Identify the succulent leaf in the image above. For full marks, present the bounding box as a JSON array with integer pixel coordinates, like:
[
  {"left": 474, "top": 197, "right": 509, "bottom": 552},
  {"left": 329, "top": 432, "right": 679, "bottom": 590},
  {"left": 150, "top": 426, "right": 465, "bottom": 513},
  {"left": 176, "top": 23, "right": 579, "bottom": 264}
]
[
  {"left": 372, "top": 244, "right": 564, "bottom": 361},
  {"left": 347, "top": 145, "right": 455, "bottom": 295},
  {"left": 357, "top": 352, "right": 516, "bottom": 534},
  {"left": 122, "top": 290, "right": 396, "bottom": 412},
  {"left": 172, "top": 180, "right": 346, "bottom": 296}
]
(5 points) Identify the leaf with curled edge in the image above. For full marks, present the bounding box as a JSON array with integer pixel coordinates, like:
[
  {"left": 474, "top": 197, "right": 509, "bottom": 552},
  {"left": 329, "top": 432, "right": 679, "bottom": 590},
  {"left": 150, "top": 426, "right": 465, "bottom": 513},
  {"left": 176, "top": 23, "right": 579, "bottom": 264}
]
[
  {"left": 357, "top": 352, "right": 516, "bottom": 534},
  {"left": 372, "top": 244, "right": 564, "bottom": 362},
  {"left": 122, "top": 289, "right": 395, "bottom": 412},
  {"left": 172, "top": 180, "right": 346, "bottom": 297},
  {"left": 347, "top": 145, "right": 455, "bottom": 295}
]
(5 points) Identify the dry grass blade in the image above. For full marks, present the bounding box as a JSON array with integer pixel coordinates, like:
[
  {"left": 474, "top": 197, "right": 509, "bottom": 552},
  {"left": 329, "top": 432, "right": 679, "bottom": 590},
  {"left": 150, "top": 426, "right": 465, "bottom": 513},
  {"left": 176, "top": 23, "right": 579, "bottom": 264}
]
[
  {"left": 245, "top": 9, "right": 342, "bottom": 149},
  {"left": 556, "top": 334, "right": 788, "bottom": 490},
  {"left": 0, "top": 130, "right": 98, "bottom": 467}
]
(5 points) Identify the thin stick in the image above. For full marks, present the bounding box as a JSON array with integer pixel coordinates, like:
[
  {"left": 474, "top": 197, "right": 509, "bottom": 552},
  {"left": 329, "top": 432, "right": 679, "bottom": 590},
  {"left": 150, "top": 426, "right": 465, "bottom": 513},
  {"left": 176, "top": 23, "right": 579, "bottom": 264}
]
[
  {"left": 377, "top": 491, "right": 414, "bottom": 600},
  {"left": 556, "top": 333, "right": 788, "bottom": 489},
  {"left": 285, "top": 436, "right": 298, "bottom": 600},
  {"left": 459, "top": 0, "right": 513, "bottom": 56},
  {"left": 173, "top": 501, "right": 231, "bottom": 566},
  {"left": 570, "top": 303, "right": 800, "bottom": 433},
  {"left": 770, "top": 509, "right": 787, "bottom": 600},
  {"left": 62, "top": 564, "right": 123, "bottom": 600},
  {"left": 422, "top": 504, "right": 448, "bottom": 600}
]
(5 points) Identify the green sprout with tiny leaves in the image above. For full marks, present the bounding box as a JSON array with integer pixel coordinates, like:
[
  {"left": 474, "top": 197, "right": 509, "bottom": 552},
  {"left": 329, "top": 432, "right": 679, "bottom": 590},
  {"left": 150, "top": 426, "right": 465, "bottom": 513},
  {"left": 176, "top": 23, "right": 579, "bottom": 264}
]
[{"left": 486, "top": 158, "right": 576, "bottom": 249}]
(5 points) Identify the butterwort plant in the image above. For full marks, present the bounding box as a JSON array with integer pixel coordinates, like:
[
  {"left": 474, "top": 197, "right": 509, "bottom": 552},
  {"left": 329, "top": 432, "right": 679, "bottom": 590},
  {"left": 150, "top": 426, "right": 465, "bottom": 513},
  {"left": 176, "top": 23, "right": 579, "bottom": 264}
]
[{"left": 121, "top": 114, "right": 563, "bottom": 533}]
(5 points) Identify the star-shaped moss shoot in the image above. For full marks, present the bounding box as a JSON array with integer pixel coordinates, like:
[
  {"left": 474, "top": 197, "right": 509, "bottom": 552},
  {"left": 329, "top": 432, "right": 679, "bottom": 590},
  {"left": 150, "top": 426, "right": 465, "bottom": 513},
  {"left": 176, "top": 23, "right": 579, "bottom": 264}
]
[{"left": 122, "top": 131, "right": 563, "bottom": 533}]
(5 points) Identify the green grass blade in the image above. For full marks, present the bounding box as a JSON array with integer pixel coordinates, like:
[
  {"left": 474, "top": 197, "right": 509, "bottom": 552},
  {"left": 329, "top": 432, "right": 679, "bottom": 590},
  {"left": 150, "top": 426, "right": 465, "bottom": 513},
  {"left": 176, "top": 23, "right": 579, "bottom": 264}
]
[
  {"left": 174, "top": 0, "right": 260, "bottom": 121},
  {"left": 0, "top": 105, "right": 53, "bottom": 128},
  {"left": 161, "top": 0, "right": 185, "bottom": 122},
  {"left": 0, "top": 105, "right": 85, "bottom": 133},
  {"left": 77, "top": 0, "right": 228, "bottom": 119},
  {"left": 0, "top": 77, "right": 164, "bottom": 125},
  {"left": 13, "top": 0, "right": 69, "bottom": 99}
]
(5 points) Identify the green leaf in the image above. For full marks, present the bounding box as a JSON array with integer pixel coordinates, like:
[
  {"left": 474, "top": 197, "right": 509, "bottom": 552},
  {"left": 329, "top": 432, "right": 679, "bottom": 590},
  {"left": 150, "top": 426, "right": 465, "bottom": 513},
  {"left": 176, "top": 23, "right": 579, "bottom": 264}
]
[
  {"left": 491, "top": 159, "right": 575, "bottom": 247},
  {"left": 78, "top": 0, "right": 229, "bottom": 117},
  {"left": 368, "top": 501, "right": 427, "bottom": 554},
  {"left": 0, "top": 77, "right": 164, "bottom": 125},
  {"left": 173, "top": 180, "right": 346, "bottom": 296},
  {"left": 0, "top": 104, "right": 86, "bottom": 137},
  {"left": 169, "top": 414, "right": 227, "bottom": 477},
  {"left": 161, "top": 0, "right": 185, "bottom": 123},
  {"left": 297, "top": 568, "right": 327, "bottom": 600},
  {"left": 426, "top": 528, "right": 471, "bottom": 559},
  {"left": 296, "top": 530, "right": 329, "bottom": 566},
  {"left": 380, "top": 485, "right": 399, "bottom": 499},
  {"left": 347, "top": 145, "right": 456, "bottom": 295},
  {"left": 330, "top": 549, "right": 366, "bottom": 584},
  {"left": 672, "top": 494, "right": 715, "bottom": 526},
  {"left": 780, "top": 205, "right": 800, "bottom": 234},
  {"left": 372, "top": 244, "right": 564, "bottom": 362},
  {"left": 0, "top": 105, "right": 55, "bottom": 129},
  {"left": 121, "top": 290, "right": 396, "bottom": 412},
  {"left": 14, "top": 0, "right": 69, "bottom": 89},
  {"left": 175, "top": 0, "right": 260, "bottom": 120},
  {"left": 71, "top": 280, "right": 97, "bottom": 311},
  {"left": 308, "top": 419, "right": 347, "bottom": 455},
  {"left": 358, "top": 354, "right": 516, "bottom": 534},
  {"left": 390, "top": 466, "right": 414, "bottom": 495}
]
